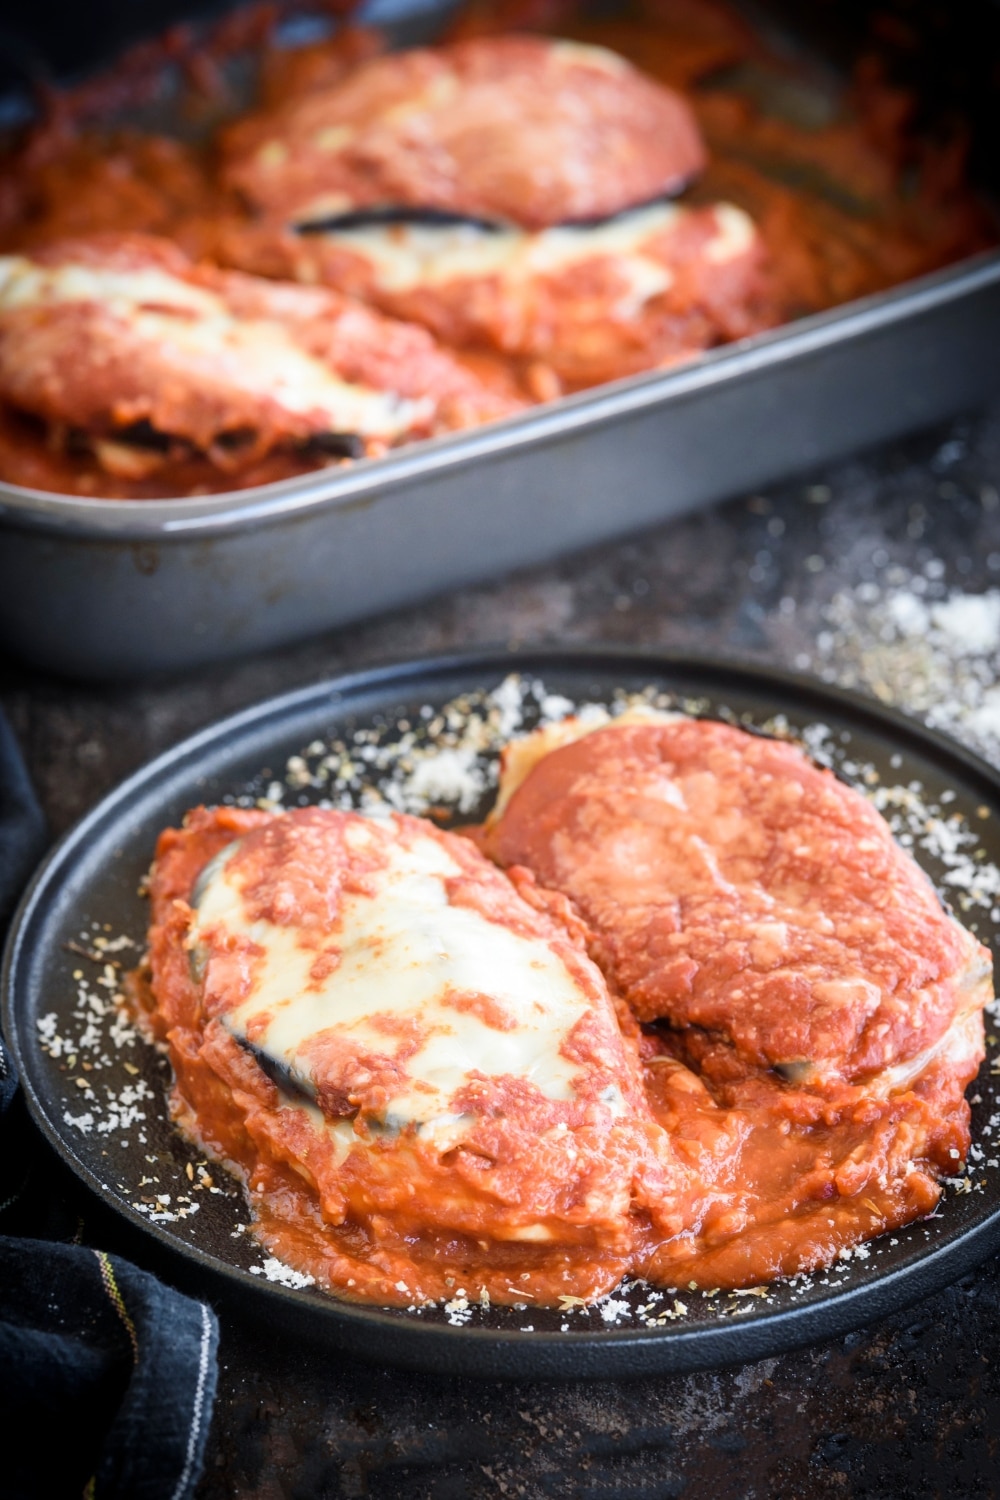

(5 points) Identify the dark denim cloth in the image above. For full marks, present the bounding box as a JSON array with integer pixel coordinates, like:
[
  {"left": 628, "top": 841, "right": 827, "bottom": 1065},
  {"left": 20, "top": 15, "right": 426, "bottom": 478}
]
[
  {"left": 0, "top": 708, "right": 45, "bottom": 937},
  {"left": 0, "top": 710, "right": 219, "bottom": 1499}
]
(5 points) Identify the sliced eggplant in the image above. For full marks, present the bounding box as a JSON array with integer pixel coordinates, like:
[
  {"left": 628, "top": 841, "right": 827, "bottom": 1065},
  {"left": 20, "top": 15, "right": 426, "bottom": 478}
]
[
  {"left": 296, "top": 205, "right": 505, "bottom": 235},
  {"left": 233, "top": 1032, "right": 320, "bottom": 1109},
  {"left": 188, "top": 839, "right": 242, "bottom": 984},
  {"left": 294, "top": 187, "right": 697, "bottom": 238},
  {"left": 299, "top": 431, "right": 366, "bottom": 459},
  {"left": 771, "top": 1059, "right": 815, "bottom": 1084}
]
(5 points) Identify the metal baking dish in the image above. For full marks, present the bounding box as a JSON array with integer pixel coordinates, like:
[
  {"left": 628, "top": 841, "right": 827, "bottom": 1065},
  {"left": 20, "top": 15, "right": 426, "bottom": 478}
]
[{"left": 1, "top": 1, "right": 999, "bottom": 680}]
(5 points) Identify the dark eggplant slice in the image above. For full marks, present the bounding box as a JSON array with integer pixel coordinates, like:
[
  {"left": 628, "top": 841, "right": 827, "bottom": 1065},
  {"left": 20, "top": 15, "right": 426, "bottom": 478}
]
[
  {"left": 191, "top": 839, "right": 242, "bottom": 911},
  {"left": 230, "top": 1031, "right": 321, "bottom": 1109},
  {"left": 210, "top": 427, "right": 261, "bottom": 454},
  {"left": 293, "top": 185, "right": 700, "bottom": 238},
  {"left": 113, "top": 419, "right": 177, "bottom": 452},
  {"left": 558, "top": 181, "right": 700, "bottom": 227},
  {"left": 299, "top": 432, "right": 366, "bottom": 460},
  {"left": 772, "top": 1059, "right": 816, "bottom": 1084},
  {"left": 226, "top": 1032, "right": 415, "bottom": 1134},
  {"left": 188, "top": 839, "right": 242, "bottom": 984},
  {"left": 295, "top": 206, "right": 505, "bottom": 235},
  {"left": 228, "top": 1032, "right": 421, "bottom": 1136}
]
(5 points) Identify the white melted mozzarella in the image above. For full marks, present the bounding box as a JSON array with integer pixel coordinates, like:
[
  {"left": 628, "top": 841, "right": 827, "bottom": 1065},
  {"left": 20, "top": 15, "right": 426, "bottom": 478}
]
[
  {"left": 0, "top": 259, "right": 219, "bottom": 315},
  {"left": 192, "top": 825, "right": 610, "bottom": 1151},
  {"left": 703, "top": 202, "right": 757, "bottom": 262},
  {"left": 549, "top": 39, "right": 630, "bottom": 73},
  {"left": 0, "top": 256, "right": 427, "bottom": 438},
  {"left": 299, "top": 201, "right": 756, "bottom": 313}
]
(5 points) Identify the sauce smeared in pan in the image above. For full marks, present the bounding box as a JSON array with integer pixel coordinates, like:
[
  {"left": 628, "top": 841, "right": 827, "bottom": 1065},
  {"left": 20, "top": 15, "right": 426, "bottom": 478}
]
[{"left": 0, "top": 0, "right": 993, "bottom": 497}]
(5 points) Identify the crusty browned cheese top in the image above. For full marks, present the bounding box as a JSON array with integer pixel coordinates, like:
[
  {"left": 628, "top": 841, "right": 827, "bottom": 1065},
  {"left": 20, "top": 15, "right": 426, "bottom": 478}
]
[{"left": 222, "top": 34, "right": 707, "bottom": 230}]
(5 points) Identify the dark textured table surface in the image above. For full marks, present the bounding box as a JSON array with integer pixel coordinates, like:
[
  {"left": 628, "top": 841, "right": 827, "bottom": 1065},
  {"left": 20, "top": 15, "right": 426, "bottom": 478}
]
[{"left": 5, "top": 404, "right": 1000, "bottom": 1498}]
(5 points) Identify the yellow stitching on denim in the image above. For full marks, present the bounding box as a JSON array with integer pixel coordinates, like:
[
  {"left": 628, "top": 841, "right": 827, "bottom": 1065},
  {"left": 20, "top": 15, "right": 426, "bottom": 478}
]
[{"left": 94, "top": 1249, "right": 139, "bottom": 1362}]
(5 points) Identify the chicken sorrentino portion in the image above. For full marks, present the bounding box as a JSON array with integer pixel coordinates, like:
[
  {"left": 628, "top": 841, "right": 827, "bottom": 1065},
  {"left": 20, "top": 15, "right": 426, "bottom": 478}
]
[
  {"left": 222, "top": 34, "right": 707, "bottom": 230},
  {"left": 483, "top": 712, "right": 992, "bottom": 1104},
  {"left": 142, "top": 805, "right": 692, "bottom": 1307},
  {"left": 218, "top": 33, "right": 774, "bottom": 391},
  {"left": 0, "top": 233, "right": 520, "bottom": 497},
  {"left": 137, "top": 714, "right": 996, "bottom": 1301},
  {"left": 479, "top": 709, "right": 993, "bottom": 1288}
]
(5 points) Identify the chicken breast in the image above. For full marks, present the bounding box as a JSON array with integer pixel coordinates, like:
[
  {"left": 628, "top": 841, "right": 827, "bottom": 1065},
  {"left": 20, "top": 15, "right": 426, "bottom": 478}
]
[
  {"left": 482, "top": 712, "right": 992, "bottom": 1104},
  {"left": 144, "top": 805, "right": 686, "bottom": 1306},
  {"left": 0, "top": 233, "right": 519, "bottom": 495},
  {"left": 217, "top": 33, "right": 773, "bottom": 388},
  {"left": 222, "top": 35, "right": 707, "bottom": 231}
]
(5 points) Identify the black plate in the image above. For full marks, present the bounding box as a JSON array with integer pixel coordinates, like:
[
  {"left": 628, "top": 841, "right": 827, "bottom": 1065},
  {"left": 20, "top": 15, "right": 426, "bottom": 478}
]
[{"left": 6, "top": 649, "right": 1000, "bottom": 1379}]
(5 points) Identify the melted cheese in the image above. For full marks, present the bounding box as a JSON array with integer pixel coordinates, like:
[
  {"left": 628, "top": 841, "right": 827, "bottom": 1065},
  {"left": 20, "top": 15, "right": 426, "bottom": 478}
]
[
  {"left": 191, "top": 823, "right": 619, "bottom": 1152},
  {"left": 0, "top": 256, "right": 428, "bottom": 438},
  {"left": 301, "top": 200, "right": 679, "bottom": 296},
  {"left": 0, "top": 259, "right": 218, "bottom": 315},
  {"left": 298, "top": 202, "right": 756, "bottom": 312},
  {"left": 874, "top": 949, "right": 992, "bottom": 1097},
  {"left": 704, "top": 203, "right": 757, "bottom": 263}
]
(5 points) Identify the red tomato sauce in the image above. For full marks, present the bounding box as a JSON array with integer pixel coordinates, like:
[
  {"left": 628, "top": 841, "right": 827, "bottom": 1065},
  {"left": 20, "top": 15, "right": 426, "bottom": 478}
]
[
  {"left": 0, "top": 1, "right": 993, "bottom": 498},
  {"left": 136, "top": 716, "right": 990, "bottom": 1308},
  {"left": 479, "top": 716, "right": 988, "bottom": 1296}
]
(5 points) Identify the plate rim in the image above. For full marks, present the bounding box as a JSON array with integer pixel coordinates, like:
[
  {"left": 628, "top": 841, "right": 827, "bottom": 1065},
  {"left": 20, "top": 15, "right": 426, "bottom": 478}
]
[{"left": 6, "top": 644, "right": 1000, "bottom": 1379}]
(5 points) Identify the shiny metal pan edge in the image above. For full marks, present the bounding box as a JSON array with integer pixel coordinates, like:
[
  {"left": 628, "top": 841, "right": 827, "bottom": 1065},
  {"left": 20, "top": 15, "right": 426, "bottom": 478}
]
[
  {"left": 4, "top": 254, "right": 1000, "bottom": 539},
  {"left": 1, "top": 252, "right": 999, "bottom": 677},
  {"left": 5, "top": 647, "right": 1000, "bottom": 1379}
]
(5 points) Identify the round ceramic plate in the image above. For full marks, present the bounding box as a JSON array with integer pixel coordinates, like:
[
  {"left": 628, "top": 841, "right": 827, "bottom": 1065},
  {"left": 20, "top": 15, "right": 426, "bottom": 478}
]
[{"left": 6, "top": 649, "right": 1000, "bottom": 1379}]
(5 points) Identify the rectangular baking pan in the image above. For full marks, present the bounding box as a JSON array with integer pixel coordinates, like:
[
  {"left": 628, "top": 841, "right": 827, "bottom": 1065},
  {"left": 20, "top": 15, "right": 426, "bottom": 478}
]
[{"left": 1, "top": 0, "right": 999, "bottom": 680}]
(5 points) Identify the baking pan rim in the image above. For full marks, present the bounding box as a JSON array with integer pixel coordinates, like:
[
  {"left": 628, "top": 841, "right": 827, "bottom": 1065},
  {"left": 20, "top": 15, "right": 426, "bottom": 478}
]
[{"left": 1, "top": 251, "right": 997, "bottom": 544}]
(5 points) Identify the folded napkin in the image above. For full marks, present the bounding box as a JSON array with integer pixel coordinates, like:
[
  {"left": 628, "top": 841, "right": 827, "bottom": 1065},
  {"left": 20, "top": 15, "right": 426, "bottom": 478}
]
[{"left": 0, "top": 710, "right": 219, "bottom": 1500}]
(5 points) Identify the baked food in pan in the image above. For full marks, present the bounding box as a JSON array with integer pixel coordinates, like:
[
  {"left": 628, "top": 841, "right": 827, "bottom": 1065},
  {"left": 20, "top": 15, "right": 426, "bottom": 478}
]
[
  {"left": 139, "top": 715, "right": 993, "bottom": 1304},
  {"left": 0, "top": 5, "right": 992, "bottom": 496},
  {"left": 0, "top": 232, "right": 519, "bottom": 497},
  {"left": 219, "top": 34, "right": 773, "bottom": 390},
  {"left": 222, "top": 35, "right": 707, "bottom": 230}
]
